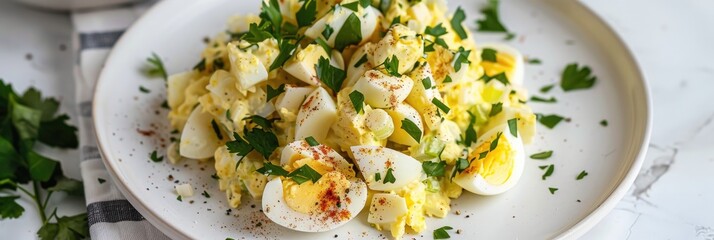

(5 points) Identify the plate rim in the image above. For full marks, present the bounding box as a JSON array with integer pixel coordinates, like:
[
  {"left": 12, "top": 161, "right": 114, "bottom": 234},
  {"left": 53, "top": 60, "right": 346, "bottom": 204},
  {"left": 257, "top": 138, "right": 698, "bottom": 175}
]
[{"left": 92, "top": 0, "right": 652, "bottom": 239}]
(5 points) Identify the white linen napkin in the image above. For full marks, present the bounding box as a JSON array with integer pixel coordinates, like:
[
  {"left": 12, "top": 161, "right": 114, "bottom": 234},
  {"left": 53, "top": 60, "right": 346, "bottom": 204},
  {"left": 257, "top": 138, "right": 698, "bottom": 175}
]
[{"left": 72, "top": 2, "right": 169, "bottom": 239}]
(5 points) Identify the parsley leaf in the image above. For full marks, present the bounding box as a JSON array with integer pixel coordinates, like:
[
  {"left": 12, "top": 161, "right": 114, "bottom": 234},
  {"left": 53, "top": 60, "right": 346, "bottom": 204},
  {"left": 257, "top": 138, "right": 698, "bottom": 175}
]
[
  {"left": 269, "top": 39, "right": 298, "bottom": 71},
  {"left": 489, "top": 102, "right": 502, "bottom": 117},
  {"left": 433, "top": 226, "right": 453, "bottom": 239},
  {"left": 260, "top": 0, "right": 282, "bottom": 35},
  {"left": 266, "top": 84, "right": 285, "bottom": 102},
  {"left": 244, "top": 115, "right": 273, "bottom": 130},
  {"left": 600, "top": 120, "right": 608, "bottom": 127},
  {"left": 424, "top": 23, "right": 448, "bottom": 37},
  {"left": 383, "top": 168, "right": 396, "bottom": 184},
  {"left": 476, "top": 0, "right": 511, "bottom": 34},
  {"left": 452, "top": 47, "right": 471, "bottom": 72},
  {"left": 561, "top": 63, "right": 596, "bottom": 91},
  {"left": 0, "top": 196, "right": 24, "bottom": 219},
  {"left": 146, "top": 53, "right": 167, "bottom": 80},
  {"left": 353, "top": 54, "right": 368, "bottom": 68},
  {"left": 463, "top": 113, "right": 477, "bottom": 146},
  {"left": 322, "top": 25, "right": 334, "bottom": 39},
  {"left": 342, "top": 1, "right": 360, "bottom": 11},
  {"left": 243, "top": 127, "right": 279, "bottom": 159},
  {"left": 288, "top": 164, "right": 322, "bottom": 184},
  {"left": 536, "top": 114, "right": 565, "bottom": 129},
  {"left": 530, "top": 96, "right": 557, "bottom": 103},
  {"left": 305, "top": 136, "right": 319, "bottom": 146},
  {"left": 38, "top": 114, "right": 78, "bottom": 149},
  {"left": 576, "top": 171, "right": 588, "bottom": 180},
  {"left": 548, "top": 187, "right": 558, "bottom": 194},
  {"left": 450, "top": 7, "right": 468, "bottom": 40},
  {"left": 530, "top": 151, "right": 553, "bottom": 160},
  {"left": 242, "top": 23, "right": 274, "bottom": 44},
  {"left": 202, "top": 190, "right": 211, "bottom": 198},
  {"left": 507, "top": 118, "right": 518, "bottom": 137},
  {"left": 149, "top": 150, "right": 164, "bottom": 162},
  {"left": 542, "top": 164, "right": 554, "bottom": 180},
  {"left": 431, "top": 98, "right": 450, "bottom": 114},
  {"left": 527, "top": 58, "right": 542, "bottom": 64},
  {"left": 379, "top": 0, "right": 392, "bottom": 13},
  {"left": 315, "top": 57, "right": 346, "bottom": 94},
  {"left": 139, "top": 86, "right": 150, "bottom": 93},
  {"left": 443, "top": 75, "right": 453, "bottom": 83},
  {"left": 211, "top": 120, "right": 224, "bottom": 140},
  {"left": 334, "top": 13, "right": 362, "bottom": 50},
  {"left": 21, "top": 88, "right": 58, "bottom": 121},
  {"left": 383, "top": 55, "right": 401, "bottom": 77},
  {"left": 374, "top": 172, "right": 381, "bottom": 181},
  {"left": 542, "top": 83, "right": 557, "bottom": 93},
  {"left": 296, "top": 0, "right": 317, "bottom": 28},
  {"left": 38, "top": 213, "right": 88, "bottom": 240},
  {"left": 421, "top": 78, "right": 432, "bottom": 89},
  {"left": 455, "top": 157, "right": 469, "bottom": 172},
  {"left": 226, "top": 132, "right": 253, "bottom": 160},
  {"left": 256, "top": 162, "right": 289, "bottom": 176},
  {"left": 480, "top": 72, "right": 509, "bottom": 85},
  {"left": 349, "top": 90, "right": 365, "bottom": 113},
  {"left": 400, "top": 118, "right": 422, "bottom": 143},
  {"left": 422, "top": 161, "right": 446, "bottom": 177},
  {"left": 481, "top": 48, "right": 497, "bottom": 62},
  {"left": 489, "top": 132, "right": 503, "bottom": 151},
  {"left": 27, "top": 151, "right": 59, "bottom": 182}
]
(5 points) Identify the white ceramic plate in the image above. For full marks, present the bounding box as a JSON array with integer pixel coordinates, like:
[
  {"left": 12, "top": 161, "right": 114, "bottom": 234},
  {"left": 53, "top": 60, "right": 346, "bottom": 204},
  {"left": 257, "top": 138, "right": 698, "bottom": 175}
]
[{"left": 93, "top": 0, "right": 651, "bottom": 239}]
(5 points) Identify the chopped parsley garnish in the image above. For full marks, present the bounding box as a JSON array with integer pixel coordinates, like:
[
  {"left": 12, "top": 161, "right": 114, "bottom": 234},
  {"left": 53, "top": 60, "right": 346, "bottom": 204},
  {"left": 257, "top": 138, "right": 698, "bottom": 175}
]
[
  {"left": 342, "top": 1, "right": 360, "bottom": 11},
  {"left": 530, "top": 96, "right": 557, "bottom": 103},
  {"left": 226, "top": 133, "right": 253, "bottom": 162},
  {"left": 431, "top": 98, "right": 450, "bottom": 114},
  {"left": 422, "top": 77, "right": 432, "bottom": 89},
  {"left": 480, "top": 72, "right": 509, "bottom": 85},
  {"left": 269, "top": 39, "right": 298, "bottom": 71},
  {"left": 443, "top": 75, "right": 453, "bottom": 83},
  {"left": 0, "top": 196, "right": 23, "bottom": 219},
  {"left": 242, "top": 127, "right": 279, "bottom": 159},
  {"left": 507, "top": 118, "right": 518, "bottom": 137},
  {"left": 452, "top": 47, "right": 471, "bottom": 72},
  {"left": 146, "top": 53, "right": 168, "bottom": 80},
  {"left": 296, "top": 0, "right": 317, "bottom": 28},
  {"left": 600, "top": 120, "right": 608, "bottom": 127},
  {"left": 424, "top": 23, "right": 448, "bottom": 37},
  {"left": 489, "top": 102, "right": 503, "bottom": 117},
  {"left": 288, "top": 164, "right": 322, "bottom": 184},
  {"left": 150, "top": 150, "right": 164, "bottom": 162},
  {"left": 490, "top": 132, "right": 503, "bottom": 151},
  {"left": 334, "top": 13, "right": 362, "bottom": 50},
  {"left": 161, "top": 100, "right": 169, "bottom": 109},
  {"left": 541, "top": 164, "right": 554, "bottom": 180},
  {"left": 455, "top": 157, "right": 469, "bottom": 172},
  {"left": 539, "top": 84, "right": 555, "bottom": 93},
  {"left": 349, "top": 90, "right": 365, "bottom": 113},
  {"left": 322, "top": 25, "right": 334, "bottom": 39},
  {"left": 315, "top": 37, "right": 332, "bottom": 53},
  {"left": 354, "top": 54, "right": 369, "bottom": 68},
  {"left": 193, "top": 58, "right": 206, "bottom": 71},
  {"left": 450, "top": 7, "right": 468, "bottom": 40},
  {"left": 548, "top": 187, "right": 558, "bottom": 194},
  {"left": 476, "top": 0, "right": 514, "bottom": 38},
  {"left": 481, "top": 48, "right": 498, "bottom": 62},
  {"left": 98, "top": 178, "right": 106, "bottom": 184},
  {"left": 242, "top": 23, "right": 274, "bottom": 44},
  {"left": 422, "top": 161, "right": 446, "bottom": 177},
  {"left": 315, "top": 57, "right": 346, "bottom": 94},
  {"left": 383, "top": 168, "right": 396, "bottom": 184},
  {"left": 576, "top": 170, "right": 588, "bottom": 180},
  {"left": 463, "top": 112, "right": 477, "bottom": 146},
  {"left": 211, "top": 174, "right": 220, "bottom": 180},
  {"left": 390, "top": 16, "right": 402, "bottom": 26},
  {"left": 527, "top": 58, "right": 542, "bottom": 64},
  {"left": 479, "top": 151, "right": 489, "bottom": 159},
  {"left": 176, "top": 196, "right": 182, "bottom": 202},
  {"left": 400, "top": 118, "right": 422, "bottom": 143},
  {"left": 433, "top": 226, "right": 454, "bottom": 239},
  {"left": 561, "top": 63, "right": 596, "bottom": 91},
  {"left": 374, "top": 172, "right": 381, "bottom": 181},
  {"left": 244, "top": 115, "right": 273, "bottom": 129},
  {"left": 214, "top": 58, "right": 225, "bottom": 69},
  {"left": 266, "top": 84, "right": 285, "bottom": 102},
  {"left": 202, "top": 190, "right": 211, "bottom": 198},
  {"left": 530, "top": 151, "right": 553, "bottom": 160},
  {"left": 379, "top": 0, "right": 391, "bottom": 13},
  {"left": 259, "top": 0, "right": 282, "bottom": 35},
  {"left": 536, "top": 114, "right": 565, "bottom": 129},
  {"left": 305, "top": 136, "right": 320, "bottom": 146},
  {"left": 139, "top": 86, "right": 150, "bottom": 93},
  {"left": 382, "top": 55, "right": 401, "bottom": 77},
  {"left": 211, "top": 120, "right": 223, "bottom": 140},
  {"left": 256, "top": 162, "right": 289, "bottom": 176}
]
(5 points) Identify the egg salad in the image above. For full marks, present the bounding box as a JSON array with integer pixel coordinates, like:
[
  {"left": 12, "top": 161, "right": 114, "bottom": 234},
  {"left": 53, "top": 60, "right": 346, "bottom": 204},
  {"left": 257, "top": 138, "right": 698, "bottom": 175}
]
[{"left": 165, "top": 0, "right": 537, "bottom": 238}]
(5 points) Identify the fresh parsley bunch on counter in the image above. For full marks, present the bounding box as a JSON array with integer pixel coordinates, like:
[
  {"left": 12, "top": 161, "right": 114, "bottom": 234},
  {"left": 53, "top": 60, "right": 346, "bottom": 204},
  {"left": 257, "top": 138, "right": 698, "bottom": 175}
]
[{"left": 0, "top": 79, "right": 86, "bottom": 240}]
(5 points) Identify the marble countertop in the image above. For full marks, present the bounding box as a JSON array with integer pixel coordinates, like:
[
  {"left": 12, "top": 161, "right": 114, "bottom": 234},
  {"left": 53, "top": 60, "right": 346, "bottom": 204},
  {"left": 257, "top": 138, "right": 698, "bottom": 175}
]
[{"left": 1, "top": 0, "right": 712, "bottom": 239}]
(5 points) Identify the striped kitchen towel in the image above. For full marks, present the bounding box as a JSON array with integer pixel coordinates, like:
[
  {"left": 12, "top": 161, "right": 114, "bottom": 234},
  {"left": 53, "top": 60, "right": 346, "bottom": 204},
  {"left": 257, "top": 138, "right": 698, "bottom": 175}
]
[{"left": 71, "top": 2, "right": 169, "bottom": 239}]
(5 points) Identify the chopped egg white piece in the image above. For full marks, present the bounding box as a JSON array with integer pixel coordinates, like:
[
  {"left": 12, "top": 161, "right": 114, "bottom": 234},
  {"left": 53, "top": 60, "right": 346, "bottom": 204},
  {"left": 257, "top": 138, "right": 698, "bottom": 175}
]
[{"left": 175, "top": 184, "right": 194, "bottom": 198}]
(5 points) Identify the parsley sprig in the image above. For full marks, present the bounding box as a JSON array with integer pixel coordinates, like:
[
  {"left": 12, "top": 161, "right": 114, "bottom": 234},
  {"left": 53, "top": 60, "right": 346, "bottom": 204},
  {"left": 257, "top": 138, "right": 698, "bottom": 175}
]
[
  {"left": 0, "top": 79, "right": 86, "bottom": 240},
  {"left": 475, "top": 0, "right": 515, "bottom": 40}
]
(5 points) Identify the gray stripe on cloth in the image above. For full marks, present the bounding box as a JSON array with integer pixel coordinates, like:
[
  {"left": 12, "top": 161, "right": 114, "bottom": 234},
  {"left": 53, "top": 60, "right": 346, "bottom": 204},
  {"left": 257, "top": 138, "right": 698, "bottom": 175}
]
[
  {"left": 79, "top": 101, "right": 92, "bottom": 117},
  {"left": 82, "top": 145, "right": 101, "bottom": 161},
  {"left": 87, "top": 200, "right": 145, "bottom": 226},
  {"left": 79, "top": 30, "right": 124, "bottom": 50}
]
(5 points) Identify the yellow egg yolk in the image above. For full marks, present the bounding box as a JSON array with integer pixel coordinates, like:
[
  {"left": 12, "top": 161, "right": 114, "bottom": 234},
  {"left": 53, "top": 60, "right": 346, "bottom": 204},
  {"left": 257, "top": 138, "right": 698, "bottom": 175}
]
[
  {"left": 282, "top": 169, "right": 351, "bottom": 218},
  {"left": 464, "top": 133, "right": 514, "bottom": 185},
  {"left": 480, "top": 51, "right": 517, "bottom": 80}
]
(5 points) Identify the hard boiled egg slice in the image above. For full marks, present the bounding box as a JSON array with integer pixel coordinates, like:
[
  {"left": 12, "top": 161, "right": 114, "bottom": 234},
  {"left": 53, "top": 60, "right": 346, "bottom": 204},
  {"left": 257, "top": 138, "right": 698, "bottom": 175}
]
[
  {"left": 304, "top": 5, "right": 381, "bottom": 49},
  {"left": 350, "top": 146, "right": 423, "bottom": 191},
  {"left": 274, "top": 85, "right": 316, "bottom": 117},
  {"left": 283, "top": 44, "right": 329, "bottom": 86},
  {"left": 344, "top": 43, "right": 374, "bottom": 88},
  {"left": 227, "top": 42, "right": 269, "bottom": 90},
  {"left": 261, "top": 174, "right": 368, "bottom": 232},
  {"left": 367, "top": 193, "right": 408, "bottom": 224},
  {"left": 478, "top": 43, "right": 525, "bottom": 86},
  {"left": 281, "top": 139, "right": 356, "bottom": 178},
  {"left": 453, "top": 124, "right": 525, "bottom": 195},
  {"left": 352, "top": 70, "right": 414, "bottom": 108},
  {"left": 179, "top": 106, "right": 222, "bottom": 159},
  {"left": 370, "top": 25, "right": 423, "bottom": 75},
  {"left": 386, "top": 103, "right": 423, "bottom": 146},
  {"left": 295, "top": 87, "right": 338, "bottom": 142}
]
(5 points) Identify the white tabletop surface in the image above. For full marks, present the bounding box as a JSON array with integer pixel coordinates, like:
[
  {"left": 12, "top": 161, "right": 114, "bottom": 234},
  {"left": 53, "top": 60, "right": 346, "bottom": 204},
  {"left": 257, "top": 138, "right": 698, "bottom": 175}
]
[{"left": 0, "top": 0, "right": 712, "bottom": 239}]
